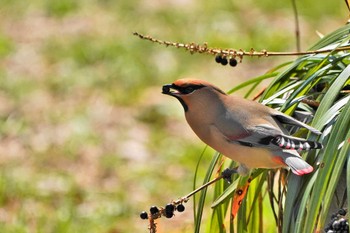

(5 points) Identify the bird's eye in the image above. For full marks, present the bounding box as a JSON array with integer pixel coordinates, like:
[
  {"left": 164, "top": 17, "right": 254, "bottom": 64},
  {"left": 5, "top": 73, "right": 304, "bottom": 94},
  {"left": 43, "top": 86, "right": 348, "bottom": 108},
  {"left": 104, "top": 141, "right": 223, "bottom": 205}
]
[{"left": 183, "top": 86, "right": 195, "bottom": 94}]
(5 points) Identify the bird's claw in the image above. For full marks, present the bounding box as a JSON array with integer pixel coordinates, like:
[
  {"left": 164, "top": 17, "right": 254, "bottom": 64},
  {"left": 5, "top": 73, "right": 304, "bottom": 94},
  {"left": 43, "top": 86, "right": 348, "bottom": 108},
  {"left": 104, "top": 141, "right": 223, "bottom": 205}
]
[{"left": 221, "top": 168, "right": 237, "bottom": 184}]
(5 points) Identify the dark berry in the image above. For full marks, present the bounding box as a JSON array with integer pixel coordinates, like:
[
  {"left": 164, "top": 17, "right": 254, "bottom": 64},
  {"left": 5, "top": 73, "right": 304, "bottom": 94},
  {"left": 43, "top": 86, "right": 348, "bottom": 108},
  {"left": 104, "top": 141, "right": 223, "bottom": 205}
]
[
  {"left": 339, "top": 218, "right": 347, "bottom": 227},
  {"left": 165, "top": 204, "right": 175, "bottom": 213},
  {"left": 150, "top": 206, "right": 159, "bottom": 215},
  {"left": 165, "top": 211, "right": 173, "bottom": 218},
  {"left": 333, "top": 220, "right": 341, "bottom": 230},
  {"left": 338, "top": 209, "right": 347, "bottom": 216},
  {"left": 215, "top": 55, "right": 223, "bottom": 63},
  {"left": 140, "top": 211, "right": 148, "bottom": 219},
  {"left": 229, "top": 58, "right": 238, "bottom": 67},
  {"left": 220, "top": 57, "right": 228, "bottom": 66},
  {"left": 177, "top": 204, "right": 185, "bottom": 212}
]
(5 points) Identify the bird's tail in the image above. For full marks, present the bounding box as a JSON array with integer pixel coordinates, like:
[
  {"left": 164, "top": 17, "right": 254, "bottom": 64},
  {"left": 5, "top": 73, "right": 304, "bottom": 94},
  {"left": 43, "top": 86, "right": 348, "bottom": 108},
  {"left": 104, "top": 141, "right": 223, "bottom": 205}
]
[
  {"left": 275, "top": 149, "right": 314, "bottom": 175},
  {"left": 284, "top": 156, "right": 314, "bottom": 175},
  {"left": 272, "top": 135, "right": 323, "bottom": 151}
]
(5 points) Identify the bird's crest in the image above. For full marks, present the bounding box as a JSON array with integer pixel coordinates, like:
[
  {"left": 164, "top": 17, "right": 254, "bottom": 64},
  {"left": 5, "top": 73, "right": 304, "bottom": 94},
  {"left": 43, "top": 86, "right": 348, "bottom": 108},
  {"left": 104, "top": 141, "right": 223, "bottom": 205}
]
[{"left": 173, "top": 78, "right": 226, "bottom": 94}]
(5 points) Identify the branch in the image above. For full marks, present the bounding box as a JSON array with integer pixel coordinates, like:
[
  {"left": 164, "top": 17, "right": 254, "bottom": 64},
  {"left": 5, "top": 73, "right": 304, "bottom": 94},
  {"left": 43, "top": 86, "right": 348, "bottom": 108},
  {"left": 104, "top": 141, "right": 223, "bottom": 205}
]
[
  {"left": 139, "top": 168, "right": 237, "bottom": 233},
  {"left": 133, "top": 32, "right": 350, "bottom": 62},
  {"left": 291, "top": 0, "right": 301, "bottom": 52}
]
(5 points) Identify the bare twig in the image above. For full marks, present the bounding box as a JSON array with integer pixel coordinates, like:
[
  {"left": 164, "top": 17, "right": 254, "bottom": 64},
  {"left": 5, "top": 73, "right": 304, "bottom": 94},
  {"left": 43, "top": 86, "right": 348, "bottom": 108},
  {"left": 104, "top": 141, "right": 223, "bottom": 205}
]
[
  {"left": 301, "top": 98, "right": 320, "bottom": 107},
  {"left": 184, "top": 176, "right": 223, "bottom": 200},
  {"left": 143, "top": 170, "right": 233, "bottom": 233},
  {"left": 133, "top": 32, "right": 350, "bottom": 59},
  {"left": 148, "top": 218, "right": 157, "bottom": 233},
  {"left": 291, "top": 0, "right": 301, "bottom": 52}
]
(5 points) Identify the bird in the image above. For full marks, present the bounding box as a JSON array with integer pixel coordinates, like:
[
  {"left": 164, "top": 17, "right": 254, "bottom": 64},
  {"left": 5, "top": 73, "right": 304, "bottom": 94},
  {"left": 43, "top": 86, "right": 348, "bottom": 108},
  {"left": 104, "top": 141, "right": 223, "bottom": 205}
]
[{"left": 162, "top": 78, "right": 323, "bottom": 176}]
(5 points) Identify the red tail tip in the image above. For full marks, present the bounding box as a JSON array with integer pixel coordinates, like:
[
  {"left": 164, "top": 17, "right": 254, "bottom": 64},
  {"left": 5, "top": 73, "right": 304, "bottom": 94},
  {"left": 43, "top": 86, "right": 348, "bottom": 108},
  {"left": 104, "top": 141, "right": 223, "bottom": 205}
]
[{"left": 293, "top": 166, "right": 314, "bottom": 176}]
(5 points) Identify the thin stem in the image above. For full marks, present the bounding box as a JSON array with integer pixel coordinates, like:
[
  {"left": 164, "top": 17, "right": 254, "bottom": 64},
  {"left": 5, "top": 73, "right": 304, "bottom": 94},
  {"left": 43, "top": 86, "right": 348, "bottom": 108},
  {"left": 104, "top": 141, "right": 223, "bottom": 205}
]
[
  {"left": 144, "top": 174, "right": 225, "bottom": 233},
  {"left": 133, "top": 32, "right": 350, "bottom": 58},
  {"left": 291, "top": 0, "right": 301, "bottom": 52},
  {"left": 184, "top": 176, "right": 223, "bottom": 200}
]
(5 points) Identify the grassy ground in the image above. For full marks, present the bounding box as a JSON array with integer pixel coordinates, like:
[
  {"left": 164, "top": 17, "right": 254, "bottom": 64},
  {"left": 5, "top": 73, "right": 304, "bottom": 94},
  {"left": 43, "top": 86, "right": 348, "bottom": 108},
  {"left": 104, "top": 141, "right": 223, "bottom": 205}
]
[{"left": 0, "top": 0, "right": 347, "bottom": 232}]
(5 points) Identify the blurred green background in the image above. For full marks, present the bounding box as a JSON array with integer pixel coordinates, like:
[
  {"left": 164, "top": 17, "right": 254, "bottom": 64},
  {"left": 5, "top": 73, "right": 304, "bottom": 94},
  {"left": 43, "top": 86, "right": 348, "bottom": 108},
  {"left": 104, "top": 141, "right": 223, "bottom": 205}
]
[{"left": 0, "top": 0, "right": 347, "bottom": 232}]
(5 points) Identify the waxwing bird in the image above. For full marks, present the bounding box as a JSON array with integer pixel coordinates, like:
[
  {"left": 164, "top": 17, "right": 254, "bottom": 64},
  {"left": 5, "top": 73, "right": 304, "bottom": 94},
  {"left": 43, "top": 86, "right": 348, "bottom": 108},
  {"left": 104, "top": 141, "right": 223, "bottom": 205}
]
[{"left": 162, "top": 79, "right": 323, "bottom": 176}]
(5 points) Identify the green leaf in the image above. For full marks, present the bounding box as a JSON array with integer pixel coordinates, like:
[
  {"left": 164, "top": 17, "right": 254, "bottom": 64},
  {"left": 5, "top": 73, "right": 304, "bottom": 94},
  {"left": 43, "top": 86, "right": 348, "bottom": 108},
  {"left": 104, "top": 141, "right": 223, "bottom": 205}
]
[
  {"left": 211, "top": 170, "right": 264, "bottom": 208},
  {"left": 227, "top": 72, "right": 278, "bottom": 95},
  {"left": 303, "top": 94, "right": 350, "bottom": 233},
  {"left": 198, "top": 22, "right": 350, "bottom": 233},
  {"left": 309, "top": 24, "right": 350, "bottom": 50},
  {"left": 194, "top": 152, "right": 222, "bottom": 233}
]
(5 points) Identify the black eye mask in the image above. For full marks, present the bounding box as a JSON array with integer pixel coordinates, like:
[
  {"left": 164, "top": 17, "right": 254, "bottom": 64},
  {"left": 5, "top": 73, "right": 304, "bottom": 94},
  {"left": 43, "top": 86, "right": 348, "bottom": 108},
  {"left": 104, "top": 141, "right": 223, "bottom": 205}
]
[
  {"left": 162, "top": 84, "right": 204, "bottom": 95},
  {"left": 174, "top": 84, "right": 204, "bottom": 94}
]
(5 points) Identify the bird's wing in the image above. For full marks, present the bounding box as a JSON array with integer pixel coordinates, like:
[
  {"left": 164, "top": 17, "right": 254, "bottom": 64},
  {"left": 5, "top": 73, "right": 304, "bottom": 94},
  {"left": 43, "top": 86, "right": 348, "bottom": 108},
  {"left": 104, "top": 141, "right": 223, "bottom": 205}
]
[
  {"left": 236, "top": 124, "right": 287, "bottom": 149},
  {"left": 271, "top": 111, "right": 322, "bottom": 135},
  {"left": 216, "top": 99, "right": 322, "bottom": 150},
  {"left": 222, "top": 123, "right": 323, "bottom": 151},
  {"left": 213, "top": 123, "right": 315, "bottom": 175},
  {"left": 219, "top": 123, "right": 280, "bottom": 148}
]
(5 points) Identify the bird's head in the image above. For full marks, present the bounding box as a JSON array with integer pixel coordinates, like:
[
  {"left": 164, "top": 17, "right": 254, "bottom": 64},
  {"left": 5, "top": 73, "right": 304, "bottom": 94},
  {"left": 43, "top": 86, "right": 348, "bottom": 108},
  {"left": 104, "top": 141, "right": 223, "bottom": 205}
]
[{"left": 162, "top": 79, "right": 226, "bottom": 112}]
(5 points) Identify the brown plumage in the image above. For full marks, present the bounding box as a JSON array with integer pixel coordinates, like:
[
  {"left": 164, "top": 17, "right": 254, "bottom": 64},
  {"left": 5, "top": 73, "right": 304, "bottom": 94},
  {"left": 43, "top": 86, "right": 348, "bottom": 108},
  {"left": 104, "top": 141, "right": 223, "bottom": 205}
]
[{"left": 162, "top": 78, "right": 323, "bottom": 175}]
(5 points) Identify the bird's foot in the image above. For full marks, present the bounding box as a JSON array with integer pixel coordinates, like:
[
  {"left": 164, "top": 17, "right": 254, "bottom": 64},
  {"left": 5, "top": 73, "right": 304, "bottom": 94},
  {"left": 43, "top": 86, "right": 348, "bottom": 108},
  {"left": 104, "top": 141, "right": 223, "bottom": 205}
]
[{"left": 221, "top": 168, "right": 237, "bottom": 184}]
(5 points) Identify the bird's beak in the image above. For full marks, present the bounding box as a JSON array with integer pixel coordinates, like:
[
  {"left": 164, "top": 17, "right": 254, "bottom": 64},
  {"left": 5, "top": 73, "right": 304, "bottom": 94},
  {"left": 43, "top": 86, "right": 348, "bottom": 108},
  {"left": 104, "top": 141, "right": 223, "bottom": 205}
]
[{"left": 162, "top": 84, "right": 180, "bottom": 96}]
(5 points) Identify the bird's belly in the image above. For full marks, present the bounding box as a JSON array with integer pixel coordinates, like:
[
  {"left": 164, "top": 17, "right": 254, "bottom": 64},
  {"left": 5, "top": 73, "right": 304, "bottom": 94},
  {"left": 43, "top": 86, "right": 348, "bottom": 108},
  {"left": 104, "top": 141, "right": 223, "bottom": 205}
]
[
  {"left": 187, "top": 120, "right": 285, "bottom": 169},
  {"left": 199, "top": 126, "right": 285, "bottom": 169},
  {"left": 214, "top": 143, "right": 284, "bottom": 169}
]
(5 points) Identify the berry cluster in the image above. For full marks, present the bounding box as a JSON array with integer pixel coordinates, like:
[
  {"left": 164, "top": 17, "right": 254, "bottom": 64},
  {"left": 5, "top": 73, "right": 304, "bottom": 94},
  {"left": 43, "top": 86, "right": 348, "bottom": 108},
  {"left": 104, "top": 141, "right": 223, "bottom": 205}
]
[
  {"left": 324, "top": 208, "right": 349, "bottom": 233},
  {"left": 215, "top": 55, "right": 238, "bottom": 67},
  {"left": 140, "top": 202, "right": 186, "bottom": 220}
]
